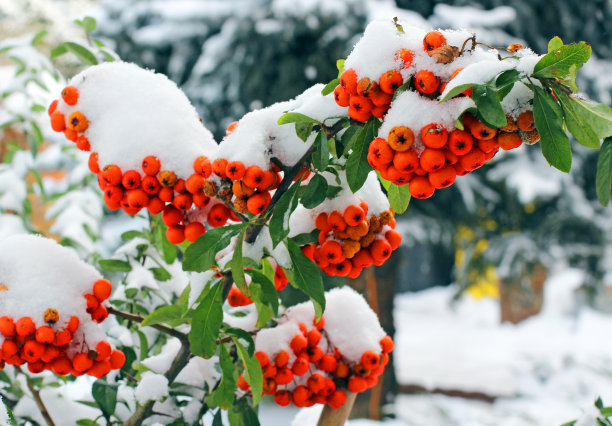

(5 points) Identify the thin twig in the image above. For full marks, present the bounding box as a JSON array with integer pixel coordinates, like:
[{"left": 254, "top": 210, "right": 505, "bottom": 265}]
[
  {"left": 15, "top": 366, "right": 56, "bottom": 426},
  {"left": 107, "top": 306, "right": 188, "bottom": 342}
]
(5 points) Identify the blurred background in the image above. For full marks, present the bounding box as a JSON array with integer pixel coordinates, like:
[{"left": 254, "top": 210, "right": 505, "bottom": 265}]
[{"left": 1, "top": 0, "right": 612, "bottom": 425}]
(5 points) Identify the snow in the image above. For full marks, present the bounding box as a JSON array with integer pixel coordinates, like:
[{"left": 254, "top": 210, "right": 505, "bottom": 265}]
[
  {"left": 175, "top": 356, "right": 221, "bottom": 389},
  {"left": 53, "top": 61, "right": 217, "bottom": 179},
  {"left": 433, "top": 5, "right": 517, "bottom": 29},
  {"left": 0, "top": 397, "right": 9, "bottom": 426},
  {"left": 141, "top": 338, "right": 182, "bottom": 374},
  {"left": 135, "top": 372, "right": 169, "bottom": 404}
]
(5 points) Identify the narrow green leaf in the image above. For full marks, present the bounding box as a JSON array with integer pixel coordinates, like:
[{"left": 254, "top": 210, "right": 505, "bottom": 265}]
[
  {"left": 92, "top": 380, "right": 118, "bottom": 418},
  {"left": 121, "top": 230, "right": 144, "bottom": 241},
  {"left": 246, "top": 269, "right": 279, "bottom": 324},
  {"left": 533, "top": 41, "right": 591, "bottom": 80},
  {"left": 228, "top": 398, "right": 261, "bottom": 426},
  {"left": 269, "top": 179, "right": 302, "bottom": 248},
  {"left": 568, "top": 97, "right": 612, "bottom": 140},
  {"left": 213, "top": 410, "right": 223, "bottom": 426},
  {"left": 596, "top": 138, "right": 612, "bottom": 206},
  {"left": 472, "top": 84, "right": 507, "bottom": 128},
  {"left": 149, "top": 267, "right": 171, "bottom": 281},
  {"left": 231, "top": 227, "right": 248, "bottom": 296},
  {"left": 386, "top": 181, "right": 411, "bottom": 214},
  {"left": 555, "top": 89, "right": 600, "bottom": 148},
  {"left": 183, "top": 224, "right": 244, "bottom": 272},
  {"left": 76, "top": 420, "right": 100, "bottom": 426},
  {"left": 233, "top": 338, "right": 263, "bottom": 406},
  {"left": 226, "top": 327, "right": 256, "bottom": 356},
  {"left": 495, "top": 69, "right": 520, "bottom": 100},
  {"left": 278, "top": 112, "right": 318, "bottom": 125},
  {"left": 532, "top": 85, "right": 572, "bottom": 172},
  {"left": 206, "top": 344, "right": 236, "bottom": 409},
  {"left": 336, "top": 125, "right": 359, "bottom": 157},
  {"left": 440, "top": 83, "right": 476, "bottom": 102},
  {"left": 50, "top": 44, "right": 68, "bottom": 59},
  {"left": 63, "top": 42, "right": 99, "bottom": 65},
  {"left": 31, "top": 29, "right": 48, "bottom": 46},
  {"left": 189, "top": 282, "right": 224, "bottom": 358},
  {"left": 141, "top": 305, "right": 184, "bottom": 327},
  {"left": 346, "top": 120, "right": 373, "bottom": 192},
  {"left": 98, "top": 259, "right": 131, "bottom": 272},
  {"left": 321, "top": 78, "right": 339, "bottom": 96},
  {"left": 312, "top": 131, "right": 330, "bottom": 171},
  {"left": 5, "top": 405, "right": 17, "bottom": 426},
  {"left": 336, "top": 59, "right": 345, "bottom": 75},
  {"left": 392, "top": 76, "right": 412, "bottom": 100},
  {"left": 601, "top": 407, "right": 612, "bottom": 417},
  {"left": 548, "top": 36, "right": 563, "bottom": 52},
  {"left": 301, "top": 174, "right": 328, "bottom": 208},
  {"left": 286, "top": 239, "right": 324, "bottom": 318}
]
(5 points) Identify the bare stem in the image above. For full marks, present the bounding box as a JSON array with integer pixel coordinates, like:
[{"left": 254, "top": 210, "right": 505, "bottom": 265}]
[
  {"left": 15, "top": 366, "right": 56, "bottom": 426},
  {"left": 107, "top": 306, "right": 188, "bottom": 343}
]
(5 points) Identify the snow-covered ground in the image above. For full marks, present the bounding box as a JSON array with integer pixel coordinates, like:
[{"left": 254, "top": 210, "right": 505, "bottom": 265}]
[{"left": 280, "top": 268, "right": 612, "bottom": 425}]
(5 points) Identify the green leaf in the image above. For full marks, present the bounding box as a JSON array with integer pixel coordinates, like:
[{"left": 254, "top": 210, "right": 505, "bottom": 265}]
[
  {"left": 98, "top": 259, "right": 131, "bottom": 272},
  {"left": 548, "top": 36, "right": 563, "bottom": 52},
  {"left": 386, "top": 181, "right": 411, "bottom": 214},
  {"left": 226, "top": 327, "right": 256, "bottom": 356},
  {"left": 152, "top": 219, "right": 177, "bottom": 265},
  {"left": 76, "top": 16, "right": 97, "bottom": 33},
  {"left": 231, "top": 227, "right": 248, "bottom": 296},
  {"left": 246, "top": 269, "right": 279, "bottom": 326},
  {"left": 50, "top": 44, "right": 68, "bottom": 59},
  {"left": 141, "top": 305, "right": 184, "bottom": 327},
  {"left": 31, "top": 29, "right": 48, "bottom": 46},
  {"left": 440, "top": 83, "right": 477, "bottom": 102},
  {"left": 5, "top": 405, "right": 17, "bottom": 426},
  {"left": 278, "top": 112, "right": 319, "bottom": 125},
  {"left": 392, "top": 76, "right": 412, "bottom": 100},
  {"left": 286, "top": 239, "right": 325, "bottom": 319},
  {"left": 533, "top": 41, "right": 591, "bottom": 80},
  {"left": 206, "top": 344, "right": 236, "bottom": 409},
  {"left": 495, "top": 69, "right": 520, "bottom": 100},
  {"left": 189, "top": 282, "right": 224, "bottom": 358},
  {"left": 312, "top": 131, "right": 330, "bottom": 171},
  {"left": 295, "top": 121, "right": 314, "bottom": 142},
  {"left": 472, "top": 84, "right": 507, "bottom": 128},
  {"left": 213, "top": 410, "right": 223, "bottom": 426},
  {"left": 183, "top": 224, "right": 244, "bottom": 271},
  {"left": 269, "top": 179, "right": 302, "bottom": 248},
  {"left": 336, "top": 59, "right": 345, "bottom": 75},
  {"left": 150, "top": 267, "right": 171, "bottom": 281},
  {"left": 567, "top": 97, "right": 612, "bottom": 140},
  {"left": 531, "top": 85, "right": 572, "bottom": 172},
  {"left": 601, "top": 407, "right": 612, "bottom": 417},
  {"left": 301, "top": 174, "right": 328, "bottom": 208},
  {"left": 63, "top": 42, "right": 99, "bottom": 65},
  {"left": 76, "top": 420, "right": 100, "bottom": 426},
  {"left": 233, "top": 338, "right": 263, "bottom": 406},
  {"left": 346, "top": 120, "right": 373, "bottom": 192},
  {"left": 92, "top": 380, "right": 118, "bottom": 418},
  {"left": 321, "top": 78, "right": 339, "bottom": 96},
  {"left": 121, "top": 230, "right": 145, "bottom": 241},
  {"left": 596, "top": 138, "right": 612, "bottom": 206},
  {"left": 555, "top": 89, "right": 600, "bottom": 149},
  {"left": 228, "top": 398, "right": 261, "bottom": 426},
  {"left": 336, "top": 125, "right": 359, "bottom": 157}
]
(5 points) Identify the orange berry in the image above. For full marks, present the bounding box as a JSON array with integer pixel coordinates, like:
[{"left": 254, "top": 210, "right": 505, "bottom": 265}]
[
  {"left": 396, "top": 48, "right": 414, "bottom": 68},
  {"left": 415, "top": 70, "right": 440, "bottom": 94},
  {"left": 16, "top": 317, "right": 35, "bottom": 336},
  {"left": 243, "top": 166, "right": 265, "bottom": 189},
  {"left": 119, "top": 170, "right": 139, "bottom": 190},
  {"left": 409, "top": 176, "right": 435, "bottom": 199},
  {"left": 423, "top": 31, "right": 446, "bottom": 51},
  {"left": 307, "top": 373, "right": 326, "bottom": 394},
  {"left": 477, "top": 137, "right": 500, "bottom": 153},
  {"left": 64, "top": 128, "right": 77, "bottom": 142},
  {"left": 158, "top": 187, "right": 174, "bottom": 202},
  {"left": 392, "top": 149, "right": 419, "bottom": 174},
  {"left": 318, "top": 354, "right": 338, "bottom": 372},
  {"left": 368, "top": 138, "right": 395, "bottom": 165},
  {"left": 166, "top": 225, "right": 186, "bottom": 245},
  {"left": 340, "top": 69, "right": 358, "bottom": 95},
  {"left": 459, "top": 147, "right": 486, "bottom": 171},
  {"left": 61, "top": 86, "right": 79, "bottom": 105},
  {"left": 102, "top": 165, "right": 122, "bottom": 186},
  {"left": 158, "top": 170, "right": 177, "bottom": 187},
  {"left": 379, "top": 70, "right": 403, "bottom": 94},
  {"left": 227, "top": 286, "right": 252, "bottom": 307},
  {"left": 93, "top": 279, "right": 112, "bottom": 301},
  {"left": 28, "top": 361, "right": 45, "bottom": 374},
  {"left": 225, "top": 121, "right": 238, "bottom": 136},
  {"left": 275, "top": 367, "right": 294, "bottom": 385},
  {"left": 184, "top": 174, "right": 204, "bottom": 195},
  {"left": 95, "top": 341, "right": 111, "bottom": 361},
  {"left": 126, "top": 189, "right": 148, "bottom": 209},
  {"left": 237, "top": 373, "right": 250, "bottom": 391},
  {"left": 347, "top": 263, "right": 363, "bottom": 279},
  {"left": 291, "top": 356, "right": 309, "bottom": 376},
  {"left": 380, "top": 335, "right": 394, "bottom": 353},
  {"left": 348, "top": 376, "right": 368, "bottom": 393},
  {"left": 352, "top": 249, "right": 374, "bottom": 268},
  {"left": 344, "top": 205, "right": 366, "bottom": 227},
  {"left": 73, "top": 353, "right": 94, "bottom": 372},
  {"left": 35, "top": 326, "right": 55, "bottom": 344},
  {"left": 334, "top": 362, "right": 350, "bottom": 379},
  {"left": 361, "top": 350, "right": 381, "bottom": 370},
  {"left": 275, "top": 350, "right": 290, "bottom": 368},
  {"left": 246, "top": 191, "right": 271, "bottom": 215},
  {"left": 349, "top": 94, "right": 372, "bottom": 115},
  {"left": 370, "top": 90, "right": 393, "bottom": 107},
  {"left": 388, "top": 126, "right": 414, "bottom": 152},
  {"left": 301, "top": 245, "right": 315, "bottom": 262},
  {"left": 162, "top": 205, "right": 182, "bottom": 226},
  {"left": 142, "top": 156, "right": 161, "bottom": 176},
  {"left": 48, "top": 99, "right": 58, "bottom": 116},
  {"left": 141, "top": 175, "right": 161, "bottom": 194},
  {"left": 68, "top": 316, "right": 80, "bottom": 333},
  {"left": 184, "top": 222, "right": 205, "bottom": 242},
  {"left": 517, "top": 110, "right": 535, "bottom": 132},
  {"left": 419, "top": 148, "right": 445, "bottom": 172},
  {"left": 212, "top": 158, "right": 228, "bottom": 178},
  {"left": 172, "top": 193, "right": 192, "bottom": 211},
  {"left": 207, "top": 204, "right": 230, "bottom": 227},
  {"left": 370, "top": 239, "right": 392, "bottom": 265},
  {"left": 470, "top": 120, "right": 497, "bottom": 140},
  {"left": 334, "top": 85, "right": 350, "bottom": 107},
  {"left": 306, "top": 329, "right": 321, "bottom": 348},
  {"left": 23, "top": 340, "right": 45, "bottom": 362},
  {"left": 290, "top": 334, "right": 308, "bottom": 354},
  {"left": 91, "top": 305, "right": 109, "bottom": 323},
  {"left": 328, "top": 390, "right": 347, "bottom": 409},
  {"left": 320, "top": 240, "right": 344, "bottom": 265},
  {"left": 293, "top": 385, "right": 310, "bottom": 404},
  {"left": 274, "top": 266, "right": 289, "bottom": 291},
  {"left": 88, "top": 152, "right": 100, "bottom": 174},
  {"left": 193, "top": 156, "right": 212, "bottom": 178},
  {"left": 428, "top": 164, "right": 457, "bottom": 189},
  {"left": 104, "top": 186, "right": 123, "bottom": 205},
  {"left": 87, "top": 360, "right": 111, "bottom": 378},
  {"left": 498, "top": 132, "right": 523, "bottom": 151},
  {"left": 2, "top": 340, "right": 17, "bottom": 357},
  {"left": 110, "top": 349, "right": 126, "bottom": 369},
  {"left": 51, "top": 356, "right": 73, "bottom": 375},
  {"left": 67, "top": 112, "right": 88, "bottom": 134},
  {"left": 274, "top": 390, "right": 292, "bottom": 407},
  {"left": 254, "top": 351, "right": 269, "bottom": 368},
  {"left": 421, "top": 123, "right": 448, "bottom": 148},
  {"left": 315, "top": 212, "right": 331, "bottom": 233},
  {"left": 0, "top": 317, "right": 16, "bottom": 337},
  {"left": 448, "top": 130, "right": 474, "bottom": 155},
  {"left": 50, "top": 111, "right": 66, "bottom": 132},
  {"left": 225, "top": 161, "right": 246, "bottom": 180}
]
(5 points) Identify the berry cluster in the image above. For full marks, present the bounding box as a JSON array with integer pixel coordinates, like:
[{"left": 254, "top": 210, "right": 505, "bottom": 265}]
[
  {"left": 48, "top": 86, "right": 92, "bottom": 151},
  {"left": 238, "top": 314, "right": 394, "bottom": 409},
  {"left": 0, "top": 278, "right": 124, "bottom": 378},
  {"left": 301, "top": 201, "right": 402, "bottom": 277}
]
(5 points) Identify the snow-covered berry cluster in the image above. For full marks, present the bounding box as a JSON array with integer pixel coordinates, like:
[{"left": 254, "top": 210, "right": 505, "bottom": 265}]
[
  {"left": 240, "top": 287, "right": 393, "bottom": 409},
  {"left": 334, "top": 21, "right": 541, "bottom": 199},
  {"left": 0, "top": 235, "right": 124, "bottom": 378}
]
